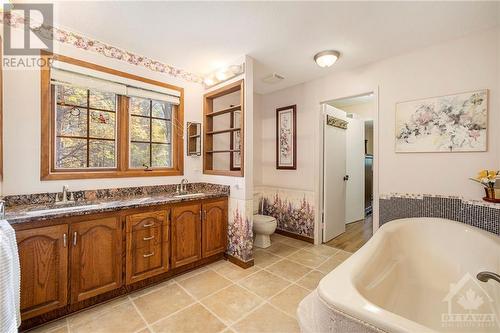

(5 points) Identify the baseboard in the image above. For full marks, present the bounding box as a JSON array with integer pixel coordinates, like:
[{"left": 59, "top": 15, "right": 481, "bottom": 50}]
[
  {"left": 225, "top": 254, "right": 254, "bottom": 269},
  {"left": 275, "top": 229, "right": 314, "bottom": 244}
]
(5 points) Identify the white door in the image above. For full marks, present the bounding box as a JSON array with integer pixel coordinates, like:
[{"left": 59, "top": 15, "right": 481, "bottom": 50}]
[
  {"left": 345, "top": 117, "right": 366, "bottom": 224},
  {"left": 322, "top": 105, "right": 347, "bottom": 242}
]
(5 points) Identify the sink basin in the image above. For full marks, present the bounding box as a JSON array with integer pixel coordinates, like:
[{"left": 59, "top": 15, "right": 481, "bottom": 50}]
[
  {"left": 173, "top": 193, "right": 205, "bottom": 198},
  {"left": 26, "top": 204, "right": 101, "bottom": 215}
]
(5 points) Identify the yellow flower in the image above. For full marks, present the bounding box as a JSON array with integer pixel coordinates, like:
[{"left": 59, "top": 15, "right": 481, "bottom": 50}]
[{"left": 477, "top": 170, "right": 488, "bottom": 179}]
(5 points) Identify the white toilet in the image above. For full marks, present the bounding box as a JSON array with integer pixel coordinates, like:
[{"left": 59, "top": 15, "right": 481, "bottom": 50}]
[{"left": 253, "top": 194, "right": 277, "bottom": 248}]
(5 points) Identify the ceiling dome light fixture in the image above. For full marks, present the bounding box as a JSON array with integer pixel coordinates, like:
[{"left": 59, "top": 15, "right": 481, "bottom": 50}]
[{"left": 314, "top": 50, "right": 340, "bottom": 68}]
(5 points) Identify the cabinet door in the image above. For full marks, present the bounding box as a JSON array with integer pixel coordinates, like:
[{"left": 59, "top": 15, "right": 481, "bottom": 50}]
[
  {"left": 202, "top": 198, "right": 228, "bottom": 258},
  {"left": 125, "top": 210, "right": 169, "bottom": 285},
  {"left": 16, "top": 224, "right": 68, "bottom": 320},
  {"left": 171, "top": 202, "right": 202, "bottom": 268},
  {"left": 70, "top": 217, "right": 122, "bottom": 303}
]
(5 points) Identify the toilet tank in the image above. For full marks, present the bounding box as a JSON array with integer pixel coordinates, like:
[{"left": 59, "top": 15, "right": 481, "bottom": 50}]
[{"left": 253, "top": 192, "right": 262, "bottom": 214}]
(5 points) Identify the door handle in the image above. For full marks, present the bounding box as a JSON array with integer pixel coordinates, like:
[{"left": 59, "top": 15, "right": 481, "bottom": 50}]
[
  {"left": 63, "top": 233, "right": 67, "bottom": 248},
  {"left": 143, "top": 235, "right": 155, "bottom": 241},
  {"left": 343, "top": 175, "right": 350, "bottom": 181},
  {"left": 143, "top": 222, "right": 155, "bottom": 228},
  {"left": 73, "top": 232, "right": 78, "bottom": 246},
  {"left": 143, "top": 252, "right": 155, "bottom": 258},
  {"left": 199, "top": 210, "right": 202, "bottom": 221}
]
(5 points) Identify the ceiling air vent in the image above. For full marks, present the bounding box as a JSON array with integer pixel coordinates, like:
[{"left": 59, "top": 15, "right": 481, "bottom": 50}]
[{"left": 262, "top": 73, "right": 284, "bottom": 84}]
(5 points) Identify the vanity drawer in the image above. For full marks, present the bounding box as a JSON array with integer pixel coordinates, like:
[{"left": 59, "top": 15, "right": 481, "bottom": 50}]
[
  {"left": 126, "top": 242, "right": 168, "bottom": 285},
  {"left": 129, "top": 226, "right": 163, "bottom": 249},
  {"left": 126, "top": 210, "right": 168, "bottom": 233}
]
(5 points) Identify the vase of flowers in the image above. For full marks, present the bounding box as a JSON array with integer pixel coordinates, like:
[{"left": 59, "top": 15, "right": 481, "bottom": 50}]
[{"left": 470, "top": 170, "right": 499, "bottom": 201}]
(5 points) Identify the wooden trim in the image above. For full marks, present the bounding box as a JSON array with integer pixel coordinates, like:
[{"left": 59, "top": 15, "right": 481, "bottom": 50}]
[
  {"left": 205, "top": 105, "right": 241, "bottom": 117},
  {"left": 275, "top": 229, "right": 314, "bottom": 244},
  {"left": 40, "top": 52, "right": 184, "bottom": 180},
  {"left": 225, "top": 254, "right": 254, "bottom": 269},
  {"left": 203, "top": 79, "right": 244, "bottom": 177},
  {"left": 40, "top": 52, "right": 52, "bottom": 180},
  {"left": 206, "top": 128, "right": 241, "bottom": 135},
  {"left": 276, "top": 104, "right": 297, "bottom": 170}
]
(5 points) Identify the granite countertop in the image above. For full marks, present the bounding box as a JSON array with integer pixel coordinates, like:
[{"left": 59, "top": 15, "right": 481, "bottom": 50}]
[{"left": 6, "top": 191, "right": 228, "bottom": 225}]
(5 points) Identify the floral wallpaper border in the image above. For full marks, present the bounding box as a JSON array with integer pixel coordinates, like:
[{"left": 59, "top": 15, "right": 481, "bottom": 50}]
[
  {"left": 1, "top": 12, "right": 203, "bottom": 84},
  {"left": 227, "top": 198, "right": 253, "bottom": 262},
  {"left": 256, "top": 187, "right": 315, "bottom": 238}
]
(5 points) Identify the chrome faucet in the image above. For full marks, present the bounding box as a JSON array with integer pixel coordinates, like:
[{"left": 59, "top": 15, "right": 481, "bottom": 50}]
[
  {"left": 56, "top": 185, "right": 75, "bottom": 205},
  {"left": 179, "top": 179, "right": 189, "bottom": 195},
  {"left": 0, "top": 200, "right": 5, "bottom": 219},
  {"left": 477, "top": 271, "right": 500, "bottom": 284}
]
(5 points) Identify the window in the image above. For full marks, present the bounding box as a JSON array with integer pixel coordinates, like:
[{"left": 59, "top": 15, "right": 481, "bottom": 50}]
[
  {"left": 129, "top": 97, "right": 172, "bottom": 168},
  {"left": 41, "top": 52, "right": 184, "bottom": 180},
  {"left": 55, "top": 85, "right": 117, "bottom": 169}
]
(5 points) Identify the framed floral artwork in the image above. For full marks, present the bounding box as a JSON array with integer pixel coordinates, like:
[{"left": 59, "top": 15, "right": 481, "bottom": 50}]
[
  {"left": 276, "top": 105, "right": 297, "bottom": 169},
  {"left": 395, "top": 90, "right": 488, "bottom": 152}
]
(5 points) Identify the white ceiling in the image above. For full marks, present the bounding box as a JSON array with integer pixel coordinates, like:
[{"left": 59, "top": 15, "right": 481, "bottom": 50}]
[{"left": 38, "top": 1, "right": 500, "bottom": 94}]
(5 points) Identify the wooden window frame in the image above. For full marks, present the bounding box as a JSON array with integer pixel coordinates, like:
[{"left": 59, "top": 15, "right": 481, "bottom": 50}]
[
  {"left": 53, "top": 86, "right": 118, "bottom": 170},
  {"left": 129, "top": 98, "right": 174, "bottom": 169},
  {"left": 40, "top": 51, "right": 184, "bottom": 180}
]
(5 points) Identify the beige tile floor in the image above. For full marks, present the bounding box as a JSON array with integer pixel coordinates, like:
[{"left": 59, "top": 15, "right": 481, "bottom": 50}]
[{"left": 29, "top": 234, "right": 352, "bottom": 333}]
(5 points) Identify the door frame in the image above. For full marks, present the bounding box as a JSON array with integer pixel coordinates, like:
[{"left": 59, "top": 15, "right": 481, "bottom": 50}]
[{"left": 315, "top": 88, "right": 380, "bottom": 245}]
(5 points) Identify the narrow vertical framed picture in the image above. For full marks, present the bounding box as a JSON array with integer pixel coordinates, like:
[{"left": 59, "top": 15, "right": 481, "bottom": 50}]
[{"left": 276, "top": 105, "right": 297, "bottom": 169}]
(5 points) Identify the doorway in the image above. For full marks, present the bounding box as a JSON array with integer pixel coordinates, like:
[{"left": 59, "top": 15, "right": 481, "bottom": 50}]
[{"left": 321, "top": 93, "right": 374, "bottom": 252}]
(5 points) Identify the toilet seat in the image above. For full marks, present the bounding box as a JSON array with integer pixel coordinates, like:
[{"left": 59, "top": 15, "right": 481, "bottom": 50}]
[{"left": 253, "top": 214, "right": 276, "bottom": 224}]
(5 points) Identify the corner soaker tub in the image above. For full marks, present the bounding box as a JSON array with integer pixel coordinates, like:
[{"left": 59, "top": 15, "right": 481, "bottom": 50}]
[{"left": 298, "top": 218, "right": 500, "bottom": 333}]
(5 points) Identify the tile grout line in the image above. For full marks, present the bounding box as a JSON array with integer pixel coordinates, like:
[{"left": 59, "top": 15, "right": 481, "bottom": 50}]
[
  {"left": 128, "top": 295, "right": 155, "bottom": 333},
  {"left": 173, "top": 280, "right": 234, "bottom": 332}
]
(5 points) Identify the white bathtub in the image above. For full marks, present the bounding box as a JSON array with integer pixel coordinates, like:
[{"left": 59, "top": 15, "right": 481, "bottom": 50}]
[{"left": 299, "top": 218, "right": 500, "bottom": 333}]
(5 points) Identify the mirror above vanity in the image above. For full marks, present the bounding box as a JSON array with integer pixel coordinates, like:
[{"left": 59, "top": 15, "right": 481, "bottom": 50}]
[{"left": 187, "top": 122, "right": 201, "bottom": 156}]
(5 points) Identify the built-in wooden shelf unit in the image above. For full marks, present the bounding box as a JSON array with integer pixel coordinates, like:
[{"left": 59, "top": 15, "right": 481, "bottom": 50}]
[{"left": 203, "top": 79, "right": 244, "bottom": 177}]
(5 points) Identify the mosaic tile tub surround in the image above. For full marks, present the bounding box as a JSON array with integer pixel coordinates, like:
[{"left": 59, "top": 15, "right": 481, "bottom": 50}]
[{"left": 379, "top": 194, "right": 500, "bottom": 235}]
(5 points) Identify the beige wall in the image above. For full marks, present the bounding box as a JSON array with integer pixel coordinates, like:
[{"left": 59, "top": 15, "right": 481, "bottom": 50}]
[{"left": 255, "top": 28, "right": 500, "bottom": 206}]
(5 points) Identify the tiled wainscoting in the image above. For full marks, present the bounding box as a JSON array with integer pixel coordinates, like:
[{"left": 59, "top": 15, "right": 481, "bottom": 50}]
[
  {"left": 379, "top": 194, "right": 500, "bottom": 235},
  {"left": 255, "top": 186, "right": 315, "bottom": 240}
]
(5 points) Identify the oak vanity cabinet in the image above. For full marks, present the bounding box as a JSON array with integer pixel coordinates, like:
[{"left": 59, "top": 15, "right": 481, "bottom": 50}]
[
  {"left": 16, "top": 224, "right": 69, "bottom": 320},
  {"left": 170, "top": 198, "right": 228, "bottom": 268},
  {"left": 70, "top": 217, "right": 123, "bottom": 303},
  {"left": 171, "top": 202, "right": 202, "bottom": 268},
  {"left": 202, "top": 199, "right": 228, "bottom": 258},
  {"left": 15, "top": 196, "right": 229, "bottom": 327},
  {"left": 125, "top": 210, "right": 169, "bottom": 285}
]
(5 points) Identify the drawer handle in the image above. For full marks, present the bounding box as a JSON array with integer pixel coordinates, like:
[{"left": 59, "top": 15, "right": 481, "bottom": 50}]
[
  {"left": 143, "top": 252, "right": 155, "bottom": 258},
  {"left": 143, "top": 222, "right": 155, "bottom": 228},
  {"left": 143, "top": 235, "right": 155, "bottom": 241}
]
